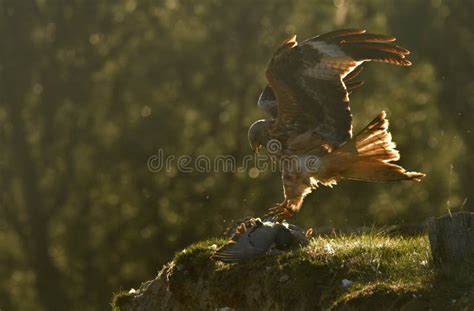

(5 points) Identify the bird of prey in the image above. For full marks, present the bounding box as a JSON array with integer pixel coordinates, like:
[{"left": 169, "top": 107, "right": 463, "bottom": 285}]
[
  {"left": 248, "top": 29, "right": 425, "bottom": 220},
  {"left": 212, "top": 218, "right": 311, "bottom": 263}
]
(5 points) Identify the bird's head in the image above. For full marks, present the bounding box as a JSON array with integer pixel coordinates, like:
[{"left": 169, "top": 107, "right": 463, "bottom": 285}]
[{"left": 248, "top": 119, "right": 272, "bottom": 153}]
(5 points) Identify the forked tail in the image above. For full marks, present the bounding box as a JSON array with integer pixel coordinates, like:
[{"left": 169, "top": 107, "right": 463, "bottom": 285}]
[{"left": 330, "top": 111, "right": 425, "bottom": 182}]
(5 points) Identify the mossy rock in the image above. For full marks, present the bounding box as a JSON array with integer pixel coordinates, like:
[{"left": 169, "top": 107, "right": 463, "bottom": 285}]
[{"left": 113, "top": 234, "right": 474, "bottom": 310}]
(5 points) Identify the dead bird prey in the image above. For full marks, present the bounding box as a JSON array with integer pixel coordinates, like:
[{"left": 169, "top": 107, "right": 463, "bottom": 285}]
[
  {"left": 248, "top": 29, "right": 425, "bottom": 220},
  {"left": 212, "top": 218, "right": 312, "bottom": 263}
]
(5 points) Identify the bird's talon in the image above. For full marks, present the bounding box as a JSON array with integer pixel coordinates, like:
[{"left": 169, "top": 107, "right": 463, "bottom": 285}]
[{"left": 274, "top": 208, "right": 294, "bottom": 222}]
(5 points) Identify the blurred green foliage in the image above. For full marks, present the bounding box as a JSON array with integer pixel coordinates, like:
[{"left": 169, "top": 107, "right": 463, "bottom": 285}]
[{"left": 0, "top": 0, "right": 472, "bottom": 310}]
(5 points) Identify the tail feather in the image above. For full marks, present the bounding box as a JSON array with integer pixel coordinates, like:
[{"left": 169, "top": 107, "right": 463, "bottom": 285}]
[
  {"left": 330, "top": 111, "right": 425, "bottom": 182},
  {"left": 343, "top": 161, "right": 424, "bottom": 182}
]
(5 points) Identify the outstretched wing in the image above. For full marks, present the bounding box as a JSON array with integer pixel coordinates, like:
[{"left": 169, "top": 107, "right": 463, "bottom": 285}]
[
  {"left": 257, "top": 67, "right": 364, "bottom": 119},
  {"left": 266, "top": 29, "right": 411, "bottom": 146},
  {"left": 212, "top": 220, "right": 277, "bottom": 263},
  {"left": 212, "top": 239, "right": 266, "bottom": 263}
]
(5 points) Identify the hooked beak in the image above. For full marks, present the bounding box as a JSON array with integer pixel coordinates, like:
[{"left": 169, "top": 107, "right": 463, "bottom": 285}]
[{"left": 251, "top": 143, "right": 261, "bottom": 154}]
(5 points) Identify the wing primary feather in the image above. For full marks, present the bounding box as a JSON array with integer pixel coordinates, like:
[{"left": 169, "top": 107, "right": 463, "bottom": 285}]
[
  {"left": 346, "top": 80, "right": 365, "bottom": 94},
  {"left": 343, "top": 65, "right": 363, "bottom": 82},
  {"left": 314, "top": 28, "right": 366, "bottom": 42},
  {"left": 346, "top": 42, "right": 410, "bottom": 55},
  {"left": 212, "top": 246, "right": 245, "bottom": 262},
  {"left": 334, "top": 33, "right": 396, "bottom": 43},
  {"left": 342, "top": 44, "right": 411, "bottom": 66}
]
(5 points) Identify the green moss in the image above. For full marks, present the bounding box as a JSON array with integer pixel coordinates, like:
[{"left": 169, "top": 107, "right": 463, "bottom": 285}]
[{"left": 122, "top": 234, "right": 474, "bottom": 309}]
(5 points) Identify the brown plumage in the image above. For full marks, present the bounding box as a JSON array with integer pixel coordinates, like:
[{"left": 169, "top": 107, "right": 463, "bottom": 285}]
[{"left": 248, "top": 29, "right": 425, "bottom": 220}]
